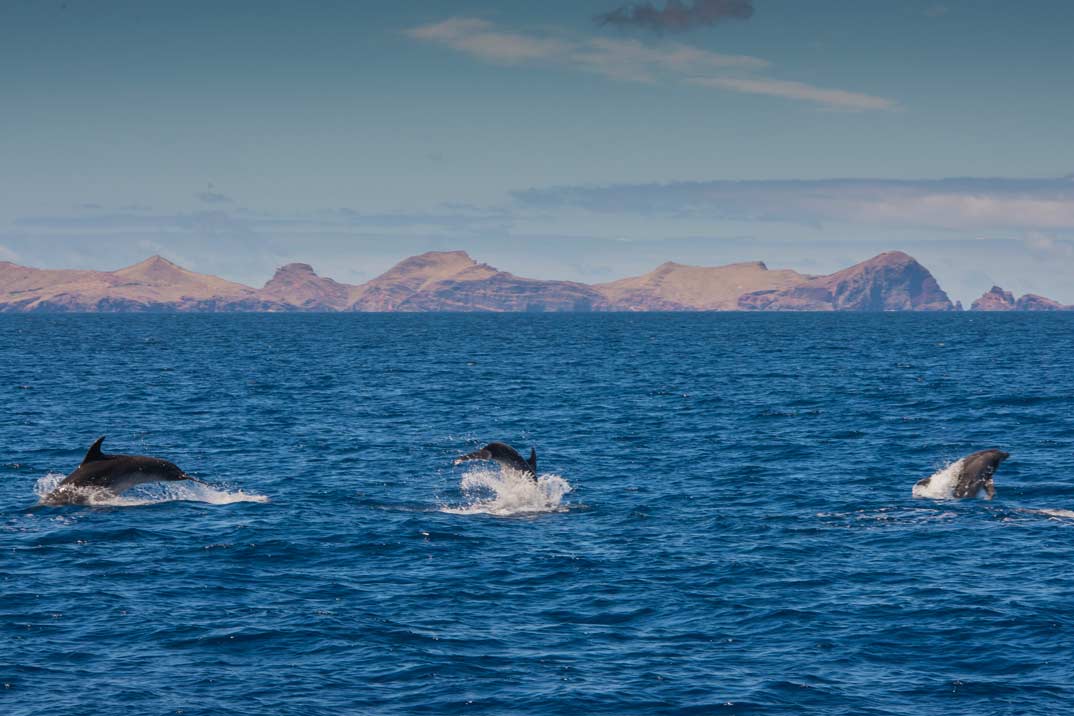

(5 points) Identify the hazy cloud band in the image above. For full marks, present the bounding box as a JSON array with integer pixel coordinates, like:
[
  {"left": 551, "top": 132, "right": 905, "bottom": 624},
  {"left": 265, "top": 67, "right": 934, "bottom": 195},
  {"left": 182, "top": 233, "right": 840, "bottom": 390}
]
[{"left": 516, "top": 176, "right": 1074, "bottom": 231}]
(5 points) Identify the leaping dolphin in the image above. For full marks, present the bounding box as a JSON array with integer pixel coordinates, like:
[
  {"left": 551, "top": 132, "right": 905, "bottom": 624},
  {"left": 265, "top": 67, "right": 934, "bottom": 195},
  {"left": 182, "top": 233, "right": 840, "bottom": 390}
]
[
  {"left": 41, "top": 436, "right": 208, "bottom": 505},
  {"left": 913, "top": 449, "right": 1010, "bottom": 500},
  {"left": 454, "top": 442, "right": 537, "bottom": 480}
]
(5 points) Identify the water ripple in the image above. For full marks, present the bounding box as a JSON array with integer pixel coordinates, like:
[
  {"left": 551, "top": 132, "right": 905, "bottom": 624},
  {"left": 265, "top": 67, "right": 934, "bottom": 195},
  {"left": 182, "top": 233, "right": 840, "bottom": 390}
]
[{"left": 1, "top": 314, "right": 1073, "bottom": 715}]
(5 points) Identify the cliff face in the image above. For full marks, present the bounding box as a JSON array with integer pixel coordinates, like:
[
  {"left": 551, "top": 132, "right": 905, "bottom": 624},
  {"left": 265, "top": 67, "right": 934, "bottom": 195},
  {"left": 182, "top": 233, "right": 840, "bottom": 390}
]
[
  {"left": 738, "top": 252, "right": 956, "bottom": 312},
  {"left": 349, "top": 251, "right": 609, "bottom": 312},
  {"left": 970, "top": 286, "right": 1068, "bottom": 311},
  {"left": 259, "top": 263, "right": 357, "bottom": 311},
  {"left": 594, "top": 261, "right": 810, "bottom": 311},
  {"left": 1016, "top": 294, "right": 1066, "bottom": 311},
  {"left": 970, "top": 286, "right": 1016, "bottom": 311}
]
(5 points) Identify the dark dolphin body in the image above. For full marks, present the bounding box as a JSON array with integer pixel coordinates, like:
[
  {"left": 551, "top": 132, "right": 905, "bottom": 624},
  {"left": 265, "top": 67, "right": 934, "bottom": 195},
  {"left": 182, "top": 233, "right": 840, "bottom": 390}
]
[
  {"left": 454, "top": 442, "right": 538, "bottom": 480},
  {"left": 915, "top": 449, "right": 1010, "bottom": 499},
  {"left": 42, "top": 436, "right": 206, "bottom": 505}
]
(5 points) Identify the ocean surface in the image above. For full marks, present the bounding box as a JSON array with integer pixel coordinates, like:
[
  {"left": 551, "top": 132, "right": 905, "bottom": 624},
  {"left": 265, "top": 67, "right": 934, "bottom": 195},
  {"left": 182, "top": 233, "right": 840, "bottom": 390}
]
[{"left": 1, "top": 313, "right": 1072, "bottom": 716}]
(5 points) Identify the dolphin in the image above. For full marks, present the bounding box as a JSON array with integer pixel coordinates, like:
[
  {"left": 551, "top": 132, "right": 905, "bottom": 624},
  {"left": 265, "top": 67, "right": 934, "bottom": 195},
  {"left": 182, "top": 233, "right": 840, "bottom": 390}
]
[
  {"left": 454, "top": 442, "right": 538, "bottom": 480},
  {"left": 912, "top": 449, "right": 1010, "bottom": 500},
  {"left": 41, "top": 436, "right": 208, "bottom": 505}
]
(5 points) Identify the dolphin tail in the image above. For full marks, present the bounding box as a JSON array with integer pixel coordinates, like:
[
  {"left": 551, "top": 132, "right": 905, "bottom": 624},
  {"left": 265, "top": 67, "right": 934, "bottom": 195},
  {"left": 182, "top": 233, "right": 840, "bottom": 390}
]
[{"left": 528, "top": 448, "right": 537, "bottom": 476}]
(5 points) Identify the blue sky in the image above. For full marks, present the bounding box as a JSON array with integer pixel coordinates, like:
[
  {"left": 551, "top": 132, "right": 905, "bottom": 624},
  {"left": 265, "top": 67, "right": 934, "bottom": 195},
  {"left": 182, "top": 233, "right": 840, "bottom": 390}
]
[{"left": 2, "top": 0, "right": 1074, "bottom": 302}]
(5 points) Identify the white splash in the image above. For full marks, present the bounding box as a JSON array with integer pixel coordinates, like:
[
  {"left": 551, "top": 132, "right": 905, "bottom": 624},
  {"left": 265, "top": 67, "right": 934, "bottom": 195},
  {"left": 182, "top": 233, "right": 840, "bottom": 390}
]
[
  {"left": 1024, "top": 508, "right": 1074, "bottom": 521},
  {"left": 34, "top": 472, "right": 269, "bottom": 507},
  {"left": 912, "top": 458, "right": 980, "bottom": 500},
  {"left": 441, "top": 467, "right": 571, "bottom": 517}
]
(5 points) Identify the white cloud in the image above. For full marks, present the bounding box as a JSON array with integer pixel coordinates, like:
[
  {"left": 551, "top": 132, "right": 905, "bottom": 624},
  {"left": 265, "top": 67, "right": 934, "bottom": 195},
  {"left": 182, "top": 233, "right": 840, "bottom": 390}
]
[
  {"left": 576, "top": 37, "right": 767, "bottom": 83},
  {"left": 688, "top": 76, "right": 895, "bottom": 111},
  {"left": 406, "top": 18, "right": 571, "bottom": 65},
  {"left": 407, "top": 17, "right": 892, "bottom": 111}
]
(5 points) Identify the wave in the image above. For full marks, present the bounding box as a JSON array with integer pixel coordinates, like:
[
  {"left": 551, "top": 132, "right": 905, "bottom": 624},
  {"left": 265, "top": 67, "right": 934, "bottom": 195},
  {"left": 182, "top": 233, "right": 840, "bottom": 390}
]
[
  {"left": 33, "top": 472, "right": 269, "bottom": 507},
  {"left": 440, "top": 467, "right": 572, "bottom": 517},
  {"left": 1021, "top": 508, "right": 1074, "bottom": 521}
]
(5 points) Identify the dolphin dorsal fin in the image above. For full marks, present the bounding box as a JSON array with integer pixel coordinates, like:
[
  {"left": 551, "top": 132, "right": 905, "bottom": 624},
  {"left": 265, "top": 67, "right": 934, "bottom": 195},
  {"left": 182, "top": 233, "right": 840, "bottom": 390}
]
[
  {"left": 82, "top": 436, "right": 108, "bottom": 464},
  {"left": 528, "top": 448, "right": 537, "bottom": 473}
]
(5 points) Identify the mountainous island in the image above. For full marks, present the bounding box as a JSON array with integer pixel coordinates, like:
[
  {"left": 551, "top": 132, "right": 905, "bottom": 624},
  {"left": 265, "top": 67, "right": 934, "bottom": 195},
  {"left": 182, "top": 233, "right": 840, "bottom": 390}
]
[
  {"left": 969, "top": 285, "right": 1071, "bottom": 311},
  {"left": 0, "top": 250, "right": 1066, "bottom": 313}
]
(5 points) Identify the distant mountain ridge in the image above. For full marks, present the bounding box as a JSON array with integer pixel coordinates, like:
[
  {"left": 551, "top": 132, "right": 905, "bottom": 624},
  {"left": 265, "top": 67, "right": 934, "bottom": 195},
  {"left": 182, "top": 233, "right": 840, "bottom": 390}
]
[
  {"left": 737, "top": 252, "right": 955, "bottom": 312},
  {"left": 347, "top": 250, "right": 608, "bottom": 312},
  {"left": 0, "top": 249, "right": 1020, "bottom": 314},
  {"left": 595, "top": 260, "right": 809, "bottom": 311},
  {"left": 259, "top": 263, "right": 357, "bottom": 311},
  {"left": 970, "top": 285, "right": 1071, "bottom": 311},
  {"left": 0, "top": 256, "right": 273, "bottom": 312}
]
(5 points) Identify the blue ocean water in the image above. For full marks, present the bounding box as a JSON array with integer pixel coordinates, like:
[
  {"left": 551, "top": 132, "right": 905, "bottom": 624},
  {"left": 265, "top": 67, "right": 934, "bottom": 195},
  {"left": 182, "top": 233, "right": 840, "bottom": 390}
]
[{"left": 1, "top": 313, "right": 1072, "bottom": 716}]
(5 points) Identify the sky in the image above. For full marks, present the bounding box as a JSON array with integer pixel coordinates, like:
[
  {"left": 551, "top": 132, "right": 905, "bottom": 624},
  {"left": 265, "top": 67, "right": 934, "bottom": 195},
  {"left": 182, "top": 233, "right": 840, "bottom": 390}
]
[{"left": 2, "top": 0, "right": 1074, "bottom": 303}]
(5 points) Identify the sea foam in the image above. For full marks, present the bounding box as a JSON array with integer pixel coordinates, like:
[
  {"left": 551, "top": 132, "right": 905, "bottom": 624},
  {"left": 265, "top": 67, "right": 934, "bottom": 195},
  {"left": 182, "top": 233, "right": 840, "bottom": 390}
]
[
  {"left": 912, "top": 458, "right": 980, "bottom": 500},
  {"left": 1024, "top": 508, "right": 1074, "bottom": 521},
  {"left": 34, "top": 472, "right": 269, "bottom": 507},
  {"left": 440, "top": 467, "right": 571, "bottom": 517}
]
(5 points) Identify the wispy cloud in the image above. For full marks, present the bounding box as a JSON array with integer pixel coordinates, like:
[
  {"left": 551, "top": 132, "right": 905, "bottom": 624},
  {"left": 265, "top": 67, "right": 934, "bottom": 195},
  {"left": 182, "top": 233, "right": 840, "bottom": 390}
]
[
  {"left": 688, "top": 77, "right": 895, "bottom": 111},
  {"left": 407, "top": 18, "right": 571, "bottom": 65},
  {"left": 924, "top": 4, "right": 949, "bottom": 18},
  {"left": 515, "top": 175, "right": 1074, "bottom": 232},
  {"left": 407, "top": 17, "right": 893, "bottom": 110},
  {"left": 576, "top": 36, "right": 767, "bottom": 82},
  {"left": 407, "top": 18, "right": 764, "bottom": 86},
  {"left": 597, "top": 0, "right": 754, "bottom": 33},
  {"left": 13, "top": 205, "right": 512, "bottom": 235}
]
